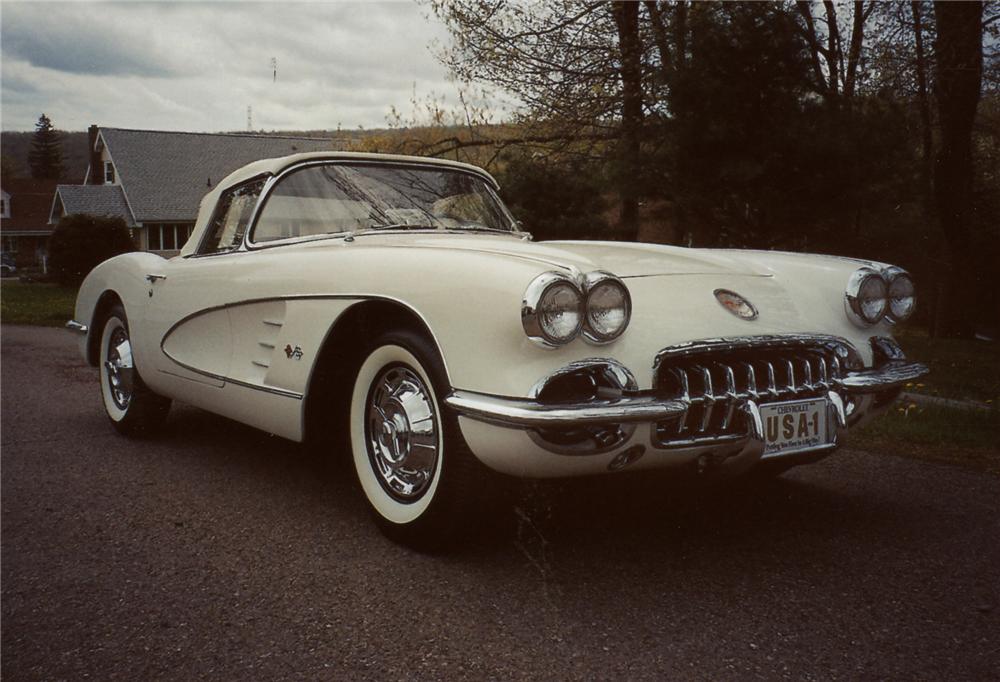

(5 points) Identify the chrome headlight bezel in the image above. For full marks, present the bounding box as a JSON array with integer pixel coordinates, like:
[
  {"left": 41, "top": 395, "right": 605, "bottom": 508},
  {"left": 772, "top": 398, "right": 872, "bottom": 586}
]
[
  {"left": 883, "top": 266, "right": 916, "bottom": 324},
  {"left": 845, "top": 267, "right": 889, "bottom": 327},
  {"left": 521, "top": 271, "right": 585, "bottom": 348},
  {"left": 582, "top": 271, "right": 632, "bottom": 344}
]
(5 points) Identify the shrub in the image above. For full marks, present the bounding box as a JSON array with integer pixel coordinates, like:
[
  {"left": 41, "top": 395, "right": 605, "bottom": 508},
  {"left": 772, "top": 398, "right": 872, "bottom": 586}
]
[
  {"left": 495, "top": 156, "right": 610, "bottom": 241},
  {"left": 48, "top": 214, "right": 136, "bottom": 286}
]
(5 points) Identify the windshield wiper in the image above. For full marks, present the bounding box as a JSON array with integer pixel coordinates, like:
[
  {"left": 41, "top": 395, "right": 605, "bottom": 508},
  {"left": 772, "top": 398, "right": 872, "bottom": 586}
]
[
  {"left": 446, "top": 224, "right": 516, "bottom": 234},
  {"left": 367, "top": 223, "right": 439, "bottom": 231}
]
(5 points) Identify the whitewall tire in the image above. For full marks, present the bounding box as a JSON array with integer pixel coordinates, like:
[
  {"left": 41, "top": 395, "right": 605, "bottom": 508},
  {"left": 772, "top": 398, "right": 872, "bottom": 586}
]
[
  {"left": 99, "top": 303, "right": 171, "bottom": 436},
  {"left": 348, "top": 330, "right": 491, "bottom": 550}
]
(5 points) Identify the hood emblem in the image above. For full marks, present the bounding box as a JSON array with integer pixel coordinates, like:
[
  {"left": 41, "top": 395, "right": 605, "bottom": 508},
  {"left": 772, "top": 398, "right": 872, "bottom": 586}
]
[{"left": 714, "top": 289, "right": 758, "bottom": 320}]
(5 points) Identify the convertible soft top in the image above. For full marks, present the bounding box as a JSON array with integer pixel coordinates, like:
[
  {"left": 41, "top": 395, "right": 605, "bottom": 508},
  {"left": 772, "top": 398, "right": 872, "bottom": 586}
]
[{"left": 180, "top": 151, "right": 500, "bottom": 258}]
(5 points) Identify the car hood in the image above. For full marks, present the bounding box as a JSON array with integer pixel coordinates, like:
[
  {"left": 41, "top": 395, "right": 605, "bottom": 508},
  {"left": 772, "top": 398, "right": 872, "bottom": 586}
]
[{"left": 367, "top": 234, "right": 767, "bottom": 277}]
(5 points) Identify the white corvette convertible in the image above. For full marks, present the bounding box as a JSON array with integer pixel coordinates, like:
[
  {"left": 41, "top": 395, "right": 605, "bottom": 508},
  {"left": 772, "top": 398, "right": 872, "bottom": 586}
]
[{"left": 69, "top": 152, "right": 928, "bottom": 548}]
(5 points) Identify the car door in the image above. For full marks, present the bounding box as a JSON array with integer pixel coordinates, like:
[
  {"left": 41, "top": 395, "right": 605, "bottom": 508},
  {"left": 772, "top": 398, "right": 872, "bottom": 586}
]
[{"left": 138, "top": 177, "right": 268, "bottom": 391}]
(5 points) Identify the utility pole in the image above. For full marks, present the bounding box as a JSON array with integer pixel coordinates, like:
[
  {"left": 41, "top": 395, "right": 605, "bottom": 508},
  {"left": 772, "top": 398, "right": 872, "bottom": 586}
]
[
  {"left": 247, "top": 106, "right": 253, "bottom": 131},
  {"left": 271, "top": 57, "right": 277, "bottom": 83}
]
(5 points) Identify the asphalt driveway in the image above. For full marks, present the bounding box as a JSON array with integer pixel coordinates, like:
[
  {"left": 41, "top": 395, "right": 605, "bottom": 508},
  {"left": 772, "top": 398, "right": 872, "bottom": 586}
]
[{"left": 2, "top": 324, "right": 998, "bottom": 680}]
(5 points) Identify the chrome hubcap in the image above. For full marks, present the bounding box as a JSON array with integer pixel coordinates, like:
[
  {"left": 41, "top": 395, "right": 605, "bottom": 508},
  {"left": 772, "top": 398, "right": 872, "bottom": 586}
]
[
  {"left": 365, "top": 365, "right": 439, "bottom": 501},
  {"left": 104, "top": 326, "right": 134, "bottom": 410}
]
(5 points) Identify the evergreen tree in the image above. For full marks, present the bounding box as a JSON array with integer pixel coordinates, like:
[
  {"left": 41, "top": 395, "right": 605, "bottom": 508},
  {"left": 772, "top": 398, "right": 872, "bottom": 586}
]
[{"left": 28, "top": 113, "right": 65, "bottom": 180}]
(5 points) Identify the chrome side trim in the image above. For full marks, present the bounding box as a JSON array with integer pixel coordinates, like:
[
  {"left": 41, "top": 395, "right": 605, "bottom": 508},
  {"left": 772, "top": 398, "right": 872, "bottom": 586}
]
[
  {"left": 66, "top": 320, "right": 88, "bottom": 334},
  {"left": 835, "top": 361, "right": 929, "bottom": 393},
  {"left": 158, "top": 293, "right": 451, "bottom": 401},
  {"left": 445, "top": 390, "right": 686, "bottom": 428}
]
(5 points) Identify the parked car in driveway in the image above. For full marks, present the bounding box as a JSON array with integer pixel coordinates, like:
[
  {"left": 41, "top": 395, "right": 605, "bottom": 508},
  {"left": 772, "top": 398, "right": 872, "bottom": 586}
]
[
  {"left": 1, "top": 253, "right": 16, "bottom": 277},
  {"left": 68, "top": 152, "right": 928, "bottom": 548}
]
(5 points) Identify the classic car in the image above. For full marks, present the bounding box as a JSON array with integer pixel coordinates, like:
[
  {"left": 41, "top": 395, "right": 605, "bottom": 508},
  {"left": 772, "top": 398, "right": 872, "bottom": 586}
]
[{"left": 68, "top": 151, "right": 928, "bottom": 548}]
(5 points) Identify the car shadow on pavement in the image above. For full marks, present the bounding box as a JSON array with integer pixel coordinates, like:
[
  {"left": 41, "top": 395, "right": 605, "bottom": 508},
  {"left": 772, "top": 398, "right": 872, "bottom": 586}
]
[{"left": 154, "top": 403, "right": 894, "bottom": 567}]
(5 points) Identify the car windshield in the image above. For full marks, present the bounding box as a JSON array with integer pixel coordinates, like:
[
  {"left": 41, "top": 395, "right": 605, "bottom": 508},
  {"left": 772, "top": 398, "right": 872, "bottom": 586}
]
[{"left": 251, "top": 163, "right": 515, "bottom": 243}]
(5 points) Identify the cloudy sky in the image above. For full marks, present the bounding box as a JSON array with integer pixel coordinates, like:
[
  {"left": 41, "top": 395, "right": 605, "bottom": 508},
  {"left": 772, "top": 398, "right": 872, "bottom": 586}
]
[{"left": 1, "top": 0, "right": 461, "bottom": 132}]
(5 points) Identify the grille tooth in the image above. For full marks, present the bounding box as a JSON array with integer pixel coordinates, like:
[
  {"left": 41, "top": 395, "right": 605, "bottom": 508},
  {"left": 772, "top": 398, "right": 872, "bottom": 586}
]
[
  {"left": 831, "top": 355, "right": 842, "bottom": 379},
  {"left": 743, "top": 362, "right": 759, "bottom": 400},
  {"left": 802, "top": 358, "right": 814, "bottom": 391},
  {"left": 766, "top": 362, "right": 779, "bottom": 399},
  {"left": 674, "top": 368, "right": 690, "bottom": 434},
  {"left": 785, "top": 359, "right": 796, "bottom": 395},
  {"left": 698, "top": 366, "right": 714, "bottom": 432},
  {"left": 720, "top": 364, "right": 738, "bottom": 429},
  {"left": 818, "top": 357, "right": 829, "bottom": 389}
]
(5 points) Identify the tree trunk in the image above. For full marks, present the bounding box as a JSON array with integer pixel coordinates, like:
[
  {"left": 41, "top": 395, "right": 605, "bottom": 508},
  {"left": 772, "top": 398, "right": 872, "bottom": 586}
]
[
  {"left": 843, "top": 1, "right": 867, "bottom": 100},
  {"left": 913, "top": 2, "right": 934, "bottom": 198},
  {"left": 932, "top": 0, "right": 983, "bottom": 338},
  {"left": 823, "top": 1, "right": 842, "bottom": 97},
  {"left": 613, "top": 1, "right": 643, "bottom": 241},
  {"left": 912, "top": 1, "right": 939, "bottom": 335}
]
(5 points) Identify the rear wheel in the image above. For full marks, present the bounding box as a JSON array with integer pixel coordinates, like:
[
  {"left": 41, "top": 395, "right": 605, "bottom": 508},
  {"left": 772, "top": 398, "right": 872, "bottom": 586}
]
[
  {"left": 99, "top": 303, "right": 171, "bottom": 436},
  {"left": 348, "top": 329, "right": 491, "bottom": 550}
]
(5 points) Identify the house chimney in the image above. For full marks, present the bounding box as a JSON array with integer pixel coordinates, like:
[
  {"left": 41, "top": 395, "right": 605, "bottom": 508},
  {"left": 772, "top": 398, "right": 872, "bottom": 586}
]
[{"left": 88, "top": 125, "right": 101, "bottom": 185}]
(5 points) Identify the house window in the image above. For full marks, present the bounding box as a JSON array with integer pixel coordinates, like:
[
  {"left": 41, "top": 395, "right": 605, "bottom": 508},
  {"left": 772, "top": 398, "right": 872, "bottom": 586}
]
[
  {"left": 148, "top": 224, "right": 161, "bottom": 250},
  {"left": 162, "top": 224, "right": 177, "bottom": 250},
  {"left": 104, "top": 161, "right": 115, "bottom": 184}
]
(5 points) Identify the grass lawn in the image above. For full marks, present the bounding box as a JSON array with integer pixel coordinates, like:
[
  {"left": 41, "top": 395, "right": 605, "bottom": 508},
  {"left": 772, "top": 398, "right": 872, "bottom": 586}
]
[
  {"left": 851, "top": 402, "right": 1000, "bottom": 476},
  {"left": 1, "top": 281, "right": 77, "bottom": 327},
  {"left": 893, "top": 327, "right": 1000, "bottom": 404}
]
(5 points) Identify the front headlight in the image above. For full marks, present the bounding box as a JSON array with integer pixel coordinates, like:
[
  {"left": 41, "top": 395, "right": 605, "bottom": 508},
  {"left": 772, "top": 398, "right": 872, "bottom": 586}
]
[
  {"left": 845, "top": 267, "right": 888, "bottom": 326},
  {"left": 885, "top": 267, "right": 916, "bottom": 323},
  {"left": 583, "top": 271, "right": 631, "bottom": 343},
  {"left": 522, "top": 272, "right": 584, "bottom": 347}
]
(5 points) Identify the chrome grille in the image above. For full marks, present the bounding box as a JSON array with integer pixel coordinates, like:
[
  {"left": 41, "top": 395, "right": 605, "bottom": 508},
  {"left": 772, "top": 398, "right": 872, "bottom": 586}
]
[{"left": 654, "top": 344, "right": 845, "bottom": 446}]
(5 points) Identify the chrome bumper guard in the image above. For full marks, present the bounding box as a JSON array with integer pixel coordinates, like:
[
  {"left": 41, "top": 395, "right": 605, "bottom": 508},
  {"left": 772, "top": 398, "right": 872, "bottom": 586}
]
[
  {"left": 444, "top": 391, "right": 687, "bottom": 428},
  {"left": 66, "top": 320, "right": 88, "bottom": 334},
  {"left": 446, "top": 361, "right": 927, "bottom": 431},
  {"left": 835, "top": 360, "right": 929, "bottom": 393}
]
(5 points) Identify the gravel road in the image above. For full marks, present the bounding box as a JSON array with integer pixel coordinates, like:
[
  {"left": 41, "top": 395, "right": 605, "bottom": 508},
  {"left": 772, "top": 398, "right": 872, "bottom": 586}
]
[{"left": 2, "top": 324, "right": 998, "bottom": 680}]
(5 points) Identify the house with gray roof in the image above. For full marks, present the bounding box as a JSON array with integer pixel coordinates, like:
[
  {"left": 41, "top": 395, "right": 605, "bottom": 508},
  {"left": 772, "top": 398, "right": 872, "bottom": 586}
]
[{"left": 50, "top": 126, "right": 335, "bottom": 254}]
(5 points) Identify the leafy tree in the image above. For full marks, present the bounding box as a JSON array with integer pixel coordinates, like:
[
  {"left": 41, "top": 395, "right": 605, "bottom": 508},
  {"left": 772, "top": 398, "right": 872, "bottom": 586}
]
[
  {"left": 1, "top": 155, "right": 20, "bottom": 180},
  {"left": 49, "top": 214, "right": 135, "bottom": 286},
  {"left": 28, "top": 113, "right": 65, "bottom": 180}
]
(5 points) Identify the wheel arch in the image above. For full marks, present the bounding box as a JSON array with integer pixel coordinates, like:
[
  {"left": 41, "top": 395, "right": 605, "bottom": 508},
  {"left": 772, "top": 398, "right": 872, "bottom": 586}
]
[
  {"left": 86, "top": 290, "right": 124, "bottom": 366},
  {"left": 302, "top": 298, "right": 449, "bottom": 445}
]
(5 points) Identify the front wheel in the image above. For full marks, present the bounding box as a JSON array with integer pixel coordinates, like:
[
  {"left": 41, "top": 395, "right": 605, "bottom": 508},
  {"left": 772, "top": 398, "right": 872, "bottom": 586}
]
[
  {"left": 348, "top": 330, "right": 491, "bottom": 550},
  {"left": 99, "top": 303, "right": 171, "bottom": 436}
]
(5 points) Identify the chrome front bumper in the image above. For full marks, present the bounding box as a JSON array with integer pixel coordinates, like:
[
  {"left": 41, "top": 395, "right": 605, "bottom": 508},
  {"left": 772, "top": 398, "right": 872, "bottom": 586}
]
[
  {"left": 447, "top": 356, "right": 927, "bottom": 477},
  {"left": 66, "top": 320, "right": 88, "bottom": 334},
  {"left": 445, "top": 360, "right": 928, "bottom": 430}
]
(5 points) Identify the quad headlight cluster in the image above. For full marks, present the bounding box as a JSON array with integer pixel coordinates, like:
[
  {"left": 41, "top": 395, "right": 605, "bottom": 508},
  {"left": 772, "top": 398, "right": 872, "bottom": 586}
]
[
  {"left": 522, "top": 270, "right": 631, "bottom": 347},
  {"left": 845, "top": 265, "right": 916, "bottom": 327}
]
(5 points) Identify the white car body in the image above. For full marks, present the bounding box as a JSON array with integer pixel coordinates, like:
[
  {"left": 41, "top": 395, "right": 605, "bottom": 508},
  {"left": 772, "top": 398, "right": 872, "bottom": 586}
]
[{"left": 70, "top": 152, "right": 927, "bottom": 484}]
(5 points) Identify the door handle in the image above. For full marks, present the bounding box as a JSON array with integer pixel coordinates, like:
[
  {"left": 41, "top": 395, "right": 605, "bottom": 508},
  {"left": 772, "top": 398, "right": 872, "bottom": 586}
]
[{"left": 146, "top": 274, "right": 167, "bottom": 283}]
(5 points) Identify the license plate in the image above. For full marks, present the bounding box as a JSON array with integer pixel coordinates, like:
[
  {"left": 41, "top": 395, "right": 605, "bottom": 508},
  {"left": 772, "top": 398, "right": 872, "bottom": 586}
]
[{"left": 761, "top": 397, "right": 830, "bottom": 456}]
